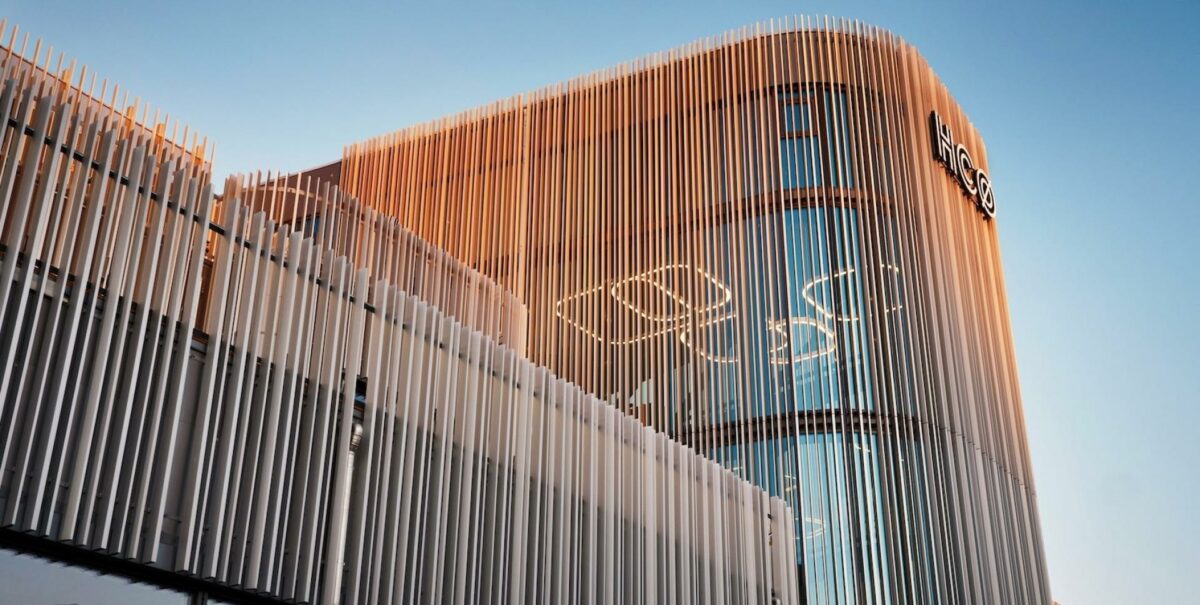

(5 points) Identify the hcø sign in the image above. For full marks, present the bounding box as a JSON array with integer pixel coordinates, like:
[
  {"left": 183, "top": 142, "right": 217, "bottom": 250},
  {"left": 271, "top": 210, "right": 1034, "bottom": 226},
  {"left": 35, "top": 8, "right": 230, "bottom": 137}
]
[{"left": 929, "top": 111, "right": 996, "bottom": 219}]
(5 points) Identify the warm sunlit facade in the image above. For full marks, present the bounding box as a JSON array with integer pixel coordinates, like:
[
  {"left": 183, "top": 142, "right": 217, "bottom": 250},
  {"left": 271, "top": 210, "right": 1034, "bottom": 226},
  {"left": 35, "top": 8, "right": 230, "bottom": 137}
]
[{"left": 337, "top": 19, "right": 1052, "bottom": 604}]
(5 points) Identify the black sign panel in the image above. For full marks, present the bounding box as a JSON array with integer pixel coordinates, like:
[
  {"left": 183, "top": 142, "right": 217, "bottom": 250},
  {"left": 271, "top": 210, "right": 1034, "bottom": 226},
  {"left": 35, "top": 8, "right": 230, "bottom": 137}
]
[{"left": 930, "top": 111, "right": 996, "bottom": 219}]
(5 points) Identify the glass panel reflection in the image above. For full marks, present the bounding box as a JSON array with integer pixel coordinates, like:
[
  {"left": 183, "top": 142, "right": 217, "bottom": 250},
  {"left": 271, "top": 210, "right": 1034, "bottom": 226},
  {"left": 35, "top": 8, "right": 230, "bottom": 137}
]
[
  {"left": 713, "top": 431, "right": 926, "bottom": 605},
  {"left": 0, "top": 547, "right": 188, "bottom": 605}
]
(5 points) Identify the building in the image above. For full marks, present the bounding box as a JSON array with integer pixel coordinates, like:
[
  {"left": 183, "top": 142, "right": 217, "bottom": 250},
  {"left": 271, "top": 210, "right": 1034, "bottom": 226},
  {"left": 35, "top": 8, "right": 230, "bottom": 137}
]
[
  {"left": 335, "top": 18, "right": 1051, "bottom": 604},
  {"left": 0, "top": 15, "right": 1053, "bottom": 605},
  {"left": 0, "top": 22, "right": 797, "bottom": 605}
]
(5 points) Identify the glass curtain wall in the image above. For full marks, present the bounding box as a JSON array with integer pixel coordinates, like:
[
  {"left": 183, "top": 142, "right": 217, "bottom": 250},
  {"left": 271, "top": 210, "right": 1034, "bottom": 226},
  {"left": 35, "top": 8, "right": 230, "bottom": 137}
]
[{"left": 695, "top": 87, "right": 931, "bottom": 605}]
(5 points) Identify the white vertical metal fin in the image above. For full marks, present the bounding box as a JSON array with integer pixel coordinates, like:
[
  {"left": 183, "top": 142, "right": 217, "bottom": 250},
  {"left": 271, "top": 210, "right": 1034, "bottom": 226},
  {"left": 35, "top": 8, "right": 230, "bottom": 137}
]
[{"left": 0, "top": 23, "right": 805, "bottom": 605}]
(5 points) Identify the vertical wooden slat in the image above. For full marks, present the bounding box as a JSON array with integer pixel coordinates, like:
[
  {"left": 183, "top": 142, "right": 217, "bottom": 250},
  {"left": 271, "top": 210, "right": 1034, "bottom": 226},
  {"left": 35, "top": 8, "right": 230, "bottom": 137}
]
[{"left": 339, "top": 21, "right": 1051, "bottom": 605}]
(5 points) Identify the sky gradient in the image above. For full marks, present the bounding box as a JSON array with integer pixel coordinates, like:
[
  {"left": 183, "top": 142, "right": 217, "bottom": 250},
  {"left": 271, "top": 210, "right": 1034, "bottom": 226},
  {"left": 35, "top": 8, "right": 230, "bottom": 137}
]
[{"left": 4, "top": 1, "right": 1198, "bottom": 602}]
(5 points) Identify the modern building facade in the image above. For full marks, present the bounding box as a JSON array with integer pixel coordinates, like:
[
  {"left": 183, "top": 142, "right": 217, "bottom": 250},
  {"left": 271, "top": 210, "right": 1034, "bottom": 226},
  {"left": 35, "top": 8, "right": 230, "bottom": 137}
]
[
  {"left": 0, "top": 22, "right": 797, "bottom": 605},
  {"left": 336, "top": 18, "right": 1052, "bottom": 604}
]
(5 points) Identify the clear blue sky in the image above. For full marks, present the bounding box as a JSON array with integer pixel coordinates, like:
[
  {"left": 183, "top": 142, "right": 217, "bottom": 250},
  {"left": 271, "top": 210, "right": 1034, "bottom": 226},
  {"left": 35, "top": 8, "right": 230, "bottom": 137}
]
[{"left": 5, "top": 1, "right": 1198, "bottom": 602}]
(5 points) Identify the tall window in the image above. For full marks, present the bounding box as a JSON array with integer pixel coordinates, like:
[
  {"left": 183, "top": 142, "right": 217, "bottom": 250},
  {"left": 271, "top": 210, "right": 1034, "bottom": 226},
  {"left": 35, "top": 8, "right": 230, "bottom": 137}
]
[
  {"left": 780, "top": 92, "right": 822, "bottom": 189},
  {"left": 779, "top": 89, "right": 854, "bottom": 190}
]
